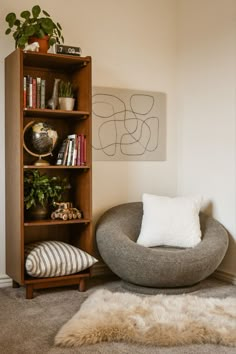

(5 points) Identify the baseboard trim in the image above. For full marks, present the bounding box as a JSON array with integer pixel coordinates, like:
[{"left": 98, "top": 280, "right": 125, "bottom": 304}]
[
  {"left": 213, "top": 269, "right": 236, "bottom": 285},
  {"left": 0, "top": 274, "right": 12, "bottom": 288}
]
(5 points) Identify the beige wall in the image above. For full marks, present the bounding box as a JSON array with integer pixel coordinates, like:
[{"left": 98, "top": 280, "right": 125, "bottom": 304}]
[
  {"left": 0, "top": 0, "right": 178, "bottom": 282},
  {"left": 177, "top": 0, "right": 236, "bottom": 278},
  {"left": 0, "top": 0, "right": 235, "bottom": 284}
]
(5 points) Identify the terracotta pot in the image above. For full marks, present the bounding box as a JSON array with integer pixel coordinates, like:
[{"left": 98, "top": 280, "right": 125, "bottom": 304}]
[{"left": 28, "top": 36, "right": 49, "bottom": 53}]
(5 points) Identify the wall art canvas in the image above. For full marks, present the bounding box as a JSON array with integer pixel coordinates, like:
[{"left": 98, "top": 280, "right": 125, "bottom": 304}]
[{"left": 92, "top": 87, "right": 166, "bottom": 161}]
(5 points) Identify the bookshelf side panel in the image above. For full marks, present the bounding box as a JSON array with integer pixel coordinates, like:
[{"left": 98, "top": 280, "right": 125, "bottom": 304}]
[{"left": 5, "top": 49, "right": 24, "bottom": 284}]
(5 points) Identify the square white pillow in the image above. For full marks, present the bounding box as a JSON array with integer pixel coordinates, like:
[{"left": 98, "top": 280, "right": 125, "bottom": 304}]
[{"left": 136, "top": 194, "right": 202, "bottom": 248}]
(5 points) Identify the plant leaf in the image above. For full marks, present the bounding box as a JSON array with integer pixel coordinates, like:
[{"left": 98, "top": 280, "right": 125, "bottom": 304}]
[
  {"left": 5, "top": 28, "right": 11, "bottom": 35},
  {"left": 42, "top": 10, "right": 50, "bottom": 17},
  {"left": 20, "top": 11, "right": 30, "bottom": 20},
  {"left": 57, "top": 22, "right": 62, "bottom": 30},
  {"left": 17, "top": 35, "right": 28, "bottom": 47},
  {"left": 5, "top": 13, "right": 16, "bottom": 27},
  {"left": 41, "top": 18, "right": 54, "bottom": 33},
  {"left": 25, "top": 25, "right": 35, "bottom": 36},
  {"left": 32, "top": 5, "right": 41, "bottom": 18}
]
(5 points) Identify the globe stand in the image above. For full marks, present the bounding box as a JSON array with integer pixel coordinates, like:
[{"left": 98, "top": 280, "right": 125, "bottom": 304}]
[
  {"left": 34, "top": 156, "right": 51, "bottom": 167},
  {"left": 23, "top": 121, "right": 58, "bottom": 166}
]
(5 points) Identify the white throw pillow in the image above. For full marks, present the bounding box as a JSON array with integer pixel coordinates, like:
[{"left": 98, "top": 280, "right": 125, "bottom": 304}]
[
  {"left": 136, "top": 194, "right": 202, "bottom": 248},
  {"left": 25, "top": 241, "right": 98, "bottom": 278}
]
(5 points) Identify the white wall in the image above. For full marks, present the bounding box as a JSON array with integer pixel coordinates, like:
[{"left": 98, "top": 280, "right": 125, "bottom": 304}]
[
  {"left": 0, "top": 0, "right": 178, "bottom": 280},
  {"left": 177, "top": 0, "right": 236, "bottom": 277}
]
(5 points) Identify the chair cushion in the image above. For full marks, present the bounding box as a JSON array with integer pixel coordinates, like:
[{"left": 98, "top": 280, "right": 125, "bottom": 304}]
[
  {"left": 25, "top": 241, "right": 98, "bottom": 278},
  {"left": 136, "top": 194, "right": 202, "bottom": 248}
]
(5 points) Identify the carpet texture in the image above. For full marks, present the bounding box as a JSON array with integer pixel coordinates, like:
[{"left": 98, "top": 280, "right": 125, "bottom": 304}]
[{"left": 55, "top": 288, "right": 236, "bottom": 348}]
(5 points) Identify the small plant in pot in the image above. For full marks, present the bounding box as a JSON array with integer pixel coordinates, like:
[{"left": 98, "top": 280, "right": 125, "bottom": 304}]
[
  {"left": 5, "top": 5, "right": 64, "bottom": 52},
  {"left": 24, "top": 169, "right": 69, "bottom": 220},
  {"left": 58, "top": 80, "right": 75, "bottom": 111}
]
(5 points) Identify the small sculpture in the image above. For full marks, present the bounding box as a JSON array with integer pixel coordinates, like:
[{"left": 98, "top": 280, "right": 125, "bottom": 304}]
[
  {"left": 24, "top": 42, "right": 40, "bottom": 52},
  {"left": 47, "top": 78, "right": 60, "bottom": 110},
  {"left": 51, "top": 202, "right": 82, "bottom": 221}
]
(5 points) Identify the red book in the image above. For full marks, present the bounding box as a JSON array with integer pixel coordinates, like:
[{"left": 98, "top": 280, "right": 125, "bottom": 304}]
[
  {"left": 80, "top": 134, "right": 84, "bottom": 166},
  {"left": 23, "top": 76, "right": 27, "bottom": 108},
  {"left": 83, "top": 135, "right": 87, "bottom": 165},
  {"left": 76, "top": 135, "right": 81, "bottom": 165}
]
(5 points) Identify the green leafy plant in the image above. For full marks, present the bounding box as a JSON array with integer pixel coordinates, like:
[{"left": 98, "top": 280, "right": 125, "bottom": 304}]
[
  {"left": 24, "top": 169, "right": 69, "bottom": 210},
  {"left": 5, "top": 5, "right": 64, "bottom": 48},
  {"left": 59, "top": 80, "right": 74, "bottom": 98}
]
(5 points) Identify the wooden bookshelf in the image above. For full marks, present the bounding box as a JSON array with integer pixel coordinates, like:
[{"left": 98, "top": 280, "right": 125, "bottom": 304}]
[{"left": 5, "top": 49, "right": 94, "bottom": 299}]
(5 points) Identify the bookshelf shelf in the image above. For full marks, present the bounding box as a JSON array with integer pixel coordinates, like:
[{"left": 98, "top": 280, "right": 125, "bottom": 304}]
[
  {"left": 23, "top": 165, "right": 90, "bottom": 169},
  {"left": 5, "top": 49, "right": 93, "bottom": 299},
  {"left": 23, "top": 108, "right": 90, "bottom": 119},
  {"left": 24, "top": 218, "right": 91, "bottom": 226}
]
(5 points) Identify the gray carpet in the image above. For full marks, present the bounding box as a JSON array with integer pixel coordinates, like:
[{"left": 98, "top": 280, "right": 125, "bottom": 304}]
[{"left": 0, "top": 276, "right": 236, "bottom": 354}]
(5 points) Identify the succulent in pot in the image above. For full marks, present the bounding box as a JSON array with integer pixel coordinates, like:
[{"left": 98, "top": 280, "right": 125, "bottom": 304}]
[
  {"left": 58, "top": 80, "right": 75, "bottom": 111},
  {"left": 5, "top": 5, "right": 64, "bottom": 52}
]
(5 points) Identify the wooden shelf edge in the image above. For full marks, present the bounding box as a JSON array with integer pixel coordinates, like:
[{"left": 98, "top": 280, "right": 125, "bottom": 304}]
[
  {"left": 23, "top": 108, "right": 90, "bottom": 118},
  {"left": 24, "top": 271, "right": 91, "bottom": 285},
  {"left": 23, "top": 165, "right": 90, "bottom": 169},
  {"left": 24, "top": 218, "right": 91, "bottom": 226}
]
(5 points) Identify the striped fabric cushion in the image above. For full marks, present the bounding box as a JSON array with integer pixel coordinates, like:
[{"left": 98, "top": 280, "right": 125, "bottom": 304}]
[{"left": 25, "top": 241, "right": 98, "bottom": 278}]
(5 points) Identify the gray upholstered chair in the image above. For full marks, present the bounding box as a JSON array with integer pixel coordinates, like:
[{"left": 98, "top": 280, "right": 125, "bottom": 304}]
[{"left": 96, "top": 202, "right": 229, "bottom": 294}]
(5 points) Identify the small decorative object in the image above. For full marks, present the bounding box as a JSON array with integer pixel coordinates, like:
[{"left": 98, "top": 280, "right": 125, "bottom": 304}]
[
  {"left": 5, "top": 5, "right": 64, "bottom": 52},
  {"left": 55, "top": 44, "right": 82, "bottom": 56},
  {"left": 23, "top": 121, "right": 58, "bottom": 166},
  {"left": 24, "top": 169, "right": 69, "bottom": 220},
  {"left": 23, "top": 42, "right": 40, "bottom": 52},
  {"left": 58, "top": 80, "right": 75, "bottom": 111},
  {"left": 51, "top": 202, "right": 82, "bottom": 221},
  {"left": 47, "top": 78, "right": 60, "bottom": 110}
]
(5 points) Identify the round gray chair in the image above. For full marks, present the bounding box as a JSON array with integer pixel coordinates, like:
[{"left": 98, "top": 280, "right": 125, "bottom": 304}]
[{"left": 96, "top": 202, "right": 229, "bottom": 294}]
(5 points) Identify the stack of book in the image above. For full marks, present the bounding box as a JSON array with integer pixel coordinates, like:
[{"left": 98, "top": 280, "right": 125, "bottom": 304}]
[
  {"left": 56, "top": 134, "right": 87, "bottom": 166},
  {"left": 23, "top": 75, "right": 46, "bottom": 109}
]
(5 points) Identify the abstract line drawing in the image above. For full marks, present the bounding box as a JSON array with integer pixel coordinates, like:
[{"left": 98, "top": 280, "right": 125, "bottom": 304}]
[{"left": 92, "top": 87, "right": 166, "bottom": 161}]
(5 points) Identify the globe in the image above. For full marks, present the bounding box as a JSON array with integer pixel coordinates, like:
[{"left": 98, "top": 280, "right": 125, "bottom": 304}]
[{"left": 23, "top": 121, "right": 58, "bottom": 166}]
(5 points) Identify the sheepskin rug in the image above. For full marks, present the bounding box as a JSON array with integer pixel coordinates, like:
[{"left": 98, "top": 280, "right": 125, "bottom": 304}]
[{"left": 55, "top": 289, "right": 236, "bottom": 347}]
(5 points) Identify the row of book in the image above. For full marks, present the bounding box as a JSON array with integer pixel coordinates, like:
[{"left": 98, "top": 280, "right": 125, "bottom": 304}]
[
  {"left": 56, "top": 134, "right": 87, "bottom": 166},
  {"left": 23, "top": 76, "right": 46, "bottom": 109}
]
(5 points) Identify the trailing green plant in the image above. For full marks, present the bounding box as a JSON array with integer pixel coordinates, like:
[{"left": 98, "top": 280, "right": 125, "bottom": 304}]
[
  {"left": 5, "top": 5, "right": 64, "bottom": 48},
  {"left": 24, "top": 169, "right": 69, "bottom": 210},
  {"left": 59, "top": 80, "right": 74, "bottom": 98}
]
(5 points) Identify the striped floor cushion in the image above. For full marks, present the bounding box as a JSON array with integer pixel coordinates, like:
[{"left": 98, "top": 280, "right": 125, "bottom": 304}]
[{"left": 25, "top": 241, "right": 98, "bottom": 278}]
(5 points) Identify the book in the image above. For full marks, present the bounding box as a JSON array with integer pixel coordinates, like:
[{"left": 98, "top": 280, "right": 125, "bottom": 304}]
[
  {"left": 80, "top": 134, "right": 85, "bottom": 166},
  {"left": 76, "top": 135, "right": 81, "bottom": 166},
  {"left": 55, "top": 44, "right": 82, "bottom": 56},
  {"left": 36, "top": 77, "right": 41, "bottom": 108},
  {"left": 72, "top": 135, "right": 79, "bottom": 166},
  {"left": 32, "top": 78, "right": 37, "bottom": 109},
  {"left": 56, "top": 139, "right": 68, "bottom": 165},
  {"left": 83, "top": 135, "right": 87, "bottom": 165},
  {"left": 67, "top": 134, "right": 77, "bottom": 166},
  {"left": 23, "top": 76, "right": 27, "bottom": 108},
  {"left": 27, "top": 75, "right": 33, "bottom": 108},
  {"left": 62, "top": 139, "right": 70, "bottom": 165},
  {"left": 40, "top": 79, "right": 46, "bottom": 109}
]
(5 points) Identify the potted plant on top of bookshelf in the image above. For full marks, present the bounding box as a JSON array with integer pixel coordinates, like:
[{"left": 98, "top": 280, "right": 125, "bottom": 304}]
[
  {"left": 5, "top": 5, "right": 64, "bottom": 53},
  {"left": 58, "top": 80, "right": 75, "bottom": 111},
  {"left": 24, "top": 169, "right": 69, "bottom": 220}
]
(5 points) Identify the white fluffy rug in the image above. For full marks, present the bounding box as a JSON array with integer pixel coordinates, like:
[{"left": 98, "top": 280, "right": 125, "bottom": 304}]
[{"left": 55, "top": 289, "right": 236, "bottom": 347}]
